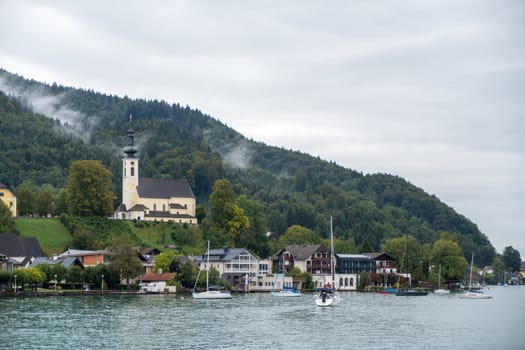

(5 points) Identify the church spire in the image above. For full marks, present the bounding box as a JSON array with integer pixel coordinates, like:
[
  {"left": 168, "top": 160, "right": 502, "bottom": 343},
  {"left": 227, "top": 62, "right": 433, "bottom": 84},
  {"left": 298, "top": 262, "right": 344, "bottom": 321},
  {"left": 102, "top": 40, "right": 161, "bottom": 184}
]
[{"left": 123, "top": 114, "right": 138, "bottom": 158}]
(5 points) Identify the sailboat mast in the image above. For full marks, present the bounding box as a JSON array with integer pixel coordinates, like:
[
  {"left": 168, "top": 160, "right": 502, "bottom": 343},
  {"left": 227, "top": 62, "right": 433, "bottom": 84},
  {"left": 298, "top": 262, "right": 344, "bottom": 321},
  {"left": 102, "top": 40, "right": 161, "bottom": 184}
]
[
  {"left": 206, "top": 240, "right": 210, "bottom": 291},
  {"left": 330, "top": 216, "right": 335, "bottom": 284},
  {"left": 469, "top": 252, "right": 474, "bottom": 289}
]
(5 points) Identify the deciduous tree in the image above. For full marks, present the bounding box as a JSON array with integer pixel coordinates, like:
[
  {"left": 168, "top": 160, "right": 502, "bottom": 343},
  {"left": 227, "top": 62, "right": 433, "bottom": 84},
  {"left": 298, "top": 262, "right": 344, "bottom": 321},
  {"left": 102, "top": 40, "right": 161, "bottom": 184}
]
[
  {"left": 66, "top": 160, "right": 116, "bottom": 217},
  {"left": 108, "top": 235, "right": 143, "bottom": 286}
]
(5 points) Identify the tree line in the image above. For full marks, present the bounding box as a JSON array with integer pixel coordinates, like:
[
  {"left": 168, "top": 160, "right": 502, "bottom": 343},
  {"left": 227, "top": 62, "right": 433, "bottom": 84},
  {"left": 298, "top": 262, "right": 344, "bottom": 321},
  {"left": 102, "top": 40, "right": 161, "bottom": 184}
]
[{"left": 0, "top": 69, "right": 503, "bottom": 267}]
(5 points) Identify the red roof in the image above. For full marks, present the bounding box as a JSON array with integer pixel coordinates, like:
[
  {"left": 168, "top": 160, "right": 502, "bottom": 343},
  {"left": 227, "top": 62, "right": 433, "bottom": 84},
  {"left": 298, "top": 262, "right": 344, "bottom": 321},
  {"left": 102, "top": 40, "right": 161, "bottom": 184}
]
[{"left": 141, "top": 272, "right": 175, "bottom": 282}]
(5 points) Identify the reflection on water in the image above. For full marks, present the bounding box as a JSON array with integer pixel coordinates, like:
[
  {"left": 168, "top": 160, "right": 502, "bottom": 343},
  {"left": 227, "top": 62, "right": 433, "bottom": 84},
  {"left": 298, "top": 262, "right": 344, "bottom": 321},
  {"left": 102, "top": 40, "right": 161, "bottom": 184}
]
[{"left": 1, "top": 286, "right": 524, "bottom": 349}]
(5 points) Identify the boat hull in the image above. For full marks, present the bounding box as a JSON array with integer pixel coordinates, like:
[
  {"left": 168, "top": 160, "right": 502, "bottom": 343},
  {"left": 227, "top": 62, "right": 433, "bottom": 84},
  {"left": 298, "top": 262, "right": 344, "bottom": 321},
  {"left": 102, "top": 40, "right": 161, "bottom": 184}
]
[
  {"left": 395, "top": 290, "right": 428, "bottom": 296},
  {"left": 458, "top": 292, "right": 492, "bottom": 299},
  {"left": 192, "top": 291, "right": 232, "bottom": 299},
  {"left": 314, "top": 288, "right": 342, "bottom": 306}
]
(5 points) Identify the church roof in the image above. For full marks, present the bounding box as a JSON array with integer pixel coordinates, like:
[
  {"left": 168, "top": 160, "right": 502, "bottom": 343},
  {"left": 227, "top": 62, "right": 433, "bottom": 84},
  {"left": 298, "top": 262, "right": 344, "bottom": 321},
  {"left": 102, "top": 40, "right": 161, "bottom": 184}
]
[
  {"left": 137, "top": 178, "right": 195, "bottom": 199},
  {"left": 129, "top": 204, "right": 149, "bottom": 211},
  {"left": 279, "top": 244, "right": 327, "bottom": 260}
]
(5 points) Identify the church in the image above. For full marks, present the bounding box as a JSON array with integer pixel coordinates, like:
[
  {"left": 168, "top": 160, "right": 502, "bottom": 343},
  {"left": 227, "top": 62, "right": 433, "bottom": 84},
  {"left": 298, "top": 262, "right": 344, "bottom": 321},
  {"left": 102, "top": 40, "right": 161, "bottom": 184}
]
[{"left": 114, "top": 117, "right": 197, "bottom": 224}]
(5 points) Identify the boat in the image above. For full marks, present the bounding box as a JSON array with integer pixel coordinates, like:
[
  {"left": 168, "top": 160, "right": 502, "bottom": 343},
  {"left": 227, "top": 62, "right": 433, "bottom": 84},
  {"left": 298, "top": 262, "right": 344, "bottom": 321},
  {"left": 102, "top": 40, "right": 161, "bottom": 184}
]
[
  {"left": 434, "top": 264, "right": 450, "bottom": 295},
  {"left": 395, "top": 235, "right": 428, "bottom": 297},
  {"left": 458, "top": 253, "right": 492, "bottom": 299},
  {"left": 192, "top": 241, "right": 232, "bottom": 300},
  {"left": 271, "top": 254, "right": 302, "bottom": 297},
  {"left": 314, "top": 217, "right": 342, "bottom": 307}
]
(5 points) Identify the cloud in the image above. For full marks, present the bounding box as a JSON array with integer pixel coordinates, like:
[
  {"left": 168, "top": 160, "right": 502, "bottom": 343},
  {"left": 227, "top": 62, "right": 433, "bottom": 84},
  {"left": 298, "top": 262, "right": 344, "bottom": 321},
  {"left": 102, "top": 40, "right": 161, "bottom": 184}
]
[
  {"left": 1, "top": 0, "right": 524, "bottom": 255},
  {"left": 0, "top": 75, "right": 99, "bottom": 141}
]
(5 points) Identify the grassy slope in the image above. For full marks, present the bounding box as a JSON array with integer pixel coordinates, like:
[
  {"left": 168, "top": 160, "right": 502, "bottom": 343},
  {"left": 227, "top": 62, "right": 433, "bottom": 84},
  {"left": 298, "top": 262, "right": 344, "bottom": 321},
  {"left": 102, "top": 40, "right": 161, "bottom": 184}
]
[
  {"left": 15, "top": 218, "right": 184, "bottom": 256},
  {"left": 16, "top": 218, "right": 73, "bottom": 255}
]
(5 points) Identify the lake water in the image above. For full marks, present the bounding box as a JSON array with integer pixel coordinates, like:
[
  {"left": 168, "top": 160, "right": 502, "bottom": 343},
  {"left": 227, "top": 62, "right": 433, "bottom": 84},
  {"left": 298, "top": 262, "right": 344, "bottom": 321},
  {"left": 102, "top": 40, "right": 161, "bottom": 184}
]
[{"left": 1, "top": 286, "right": 524, "bottom": 349}]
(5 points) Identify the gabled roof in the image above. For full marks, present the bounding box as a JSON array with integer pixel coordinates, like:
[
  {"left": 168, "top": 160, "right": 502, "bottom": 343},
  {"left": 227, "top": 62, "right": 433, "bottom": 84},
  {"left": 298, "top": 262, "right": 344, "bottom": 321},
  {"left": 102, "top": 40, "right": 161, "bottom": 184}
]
[
  {"left": 281, "top": 244, "right": 327, "bottom": 260},
  {"left": 193, "top": 247, "right": 260, "bottom": 263},
  {"left": 0, "top": 234, "right": 43, "bottom": 257},
  {"left": 137, "top": 178, "right": 195, "bottom": 199},
  {"left": 129, "top": 204, "right": 148, "bottom": 211},
  {"left": 58, "top": 249, "right": 110, "bottom": 258},
  {"left": 31, "top": 256, "right": 83, "bottom": 269},
  {"left": 140, "top": 247, "right": 161, "bottom": 256},
  {"left": 362, "top": 252, "right": 396, "bottom": 261},
  {"left": 145, "top": 211, "right": 195, "bottom": 219},
  {"left": 141, "top": 272, "right": 175, "bottom": 282},
  {"left": 116, "top": 203, "right": 127, "bottom": 212}
]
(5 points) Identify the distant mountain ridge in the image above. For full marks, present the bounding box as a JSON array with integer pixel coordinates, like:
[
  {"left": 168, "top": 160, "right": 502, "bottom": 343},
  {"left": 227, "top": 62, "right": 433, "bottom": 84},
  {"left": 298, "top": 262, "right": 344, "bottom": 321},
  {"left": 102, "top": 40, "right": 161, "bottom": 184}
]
[{"left": 0, "top": 69, "right": 496, "bottom": 266}]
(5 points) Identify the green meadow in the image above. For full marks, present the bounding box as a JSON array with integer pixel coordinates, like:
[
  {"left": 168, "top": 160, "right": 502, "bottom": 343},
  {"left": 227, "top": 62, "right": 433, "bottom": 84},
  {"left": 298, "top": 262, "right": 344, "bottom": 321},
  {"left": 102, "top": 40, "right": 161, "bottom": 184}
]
[{"left": 16, "top": 218, "right": 73, "bottom": 255}]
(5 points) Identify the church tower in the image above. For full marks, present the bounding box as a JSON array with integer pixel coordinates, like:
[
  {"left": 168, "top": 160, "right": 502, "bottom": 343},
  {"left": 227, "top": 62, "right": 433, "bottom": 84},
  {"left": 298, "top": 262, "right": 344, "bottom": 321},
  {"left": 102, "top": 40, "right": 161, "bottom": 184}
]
[{"left": 122, "top": 115, "right": 139, "bottom": 211}]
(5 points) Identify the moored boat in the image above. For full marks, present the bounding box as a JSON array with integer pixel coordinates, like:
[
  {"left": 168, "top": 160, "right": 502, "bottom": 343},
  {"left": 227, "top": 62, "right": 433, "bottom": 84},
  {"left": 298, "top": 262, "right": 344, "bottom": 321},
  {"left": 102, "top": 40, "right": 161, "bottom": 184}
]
[{"left": 192, "top": 241, "right": 232, "bottom": 300}]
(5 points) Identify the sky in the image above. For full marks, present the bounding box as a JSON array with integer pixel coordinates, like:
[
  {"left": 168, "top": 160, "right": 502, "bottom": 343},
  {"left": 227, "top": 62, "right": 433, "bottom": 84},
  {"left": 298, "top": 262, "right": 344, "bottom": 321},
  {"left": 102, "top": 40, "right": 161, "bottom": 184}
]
[{"left": 0, "top": 0, "right": 523, "bottom": 258}]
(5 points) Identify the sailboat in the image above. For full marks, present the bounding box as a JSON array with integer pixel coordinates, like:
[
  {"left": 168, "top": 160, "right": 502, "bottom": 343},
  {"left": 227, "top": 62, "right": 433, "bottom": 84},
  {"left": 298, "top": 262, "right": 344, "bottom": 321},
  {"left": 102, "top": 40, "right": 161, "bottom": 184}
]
[
  {"left": 395, "top": 235, "right": 428, "bottom": 296},
  {"left": 458, "top": 253, "right": 492, "bottom": 299},
  {"left": 192, "top": 241, "right": 232, "bottom": 300},
  {"left": 271, "top": 252, "right": 302, "bottom": 297},
  {"left": 314, "top": 217, "right": 342, "bottom": 307},
  {"left": 434, "top": 264, "right": 450, "bottom": 295}
]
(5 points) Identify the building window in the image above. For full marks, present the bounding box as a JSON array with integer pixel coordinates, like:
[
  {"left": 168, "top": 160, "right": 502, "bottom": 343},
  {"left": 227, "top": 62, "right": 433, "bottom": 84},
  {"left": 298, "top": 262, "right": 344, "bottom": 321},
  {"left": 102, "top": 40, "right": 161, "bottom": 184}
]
[
  {"left": 0, "top": 192, "right": 3, "bottom": 196},
  {"left": 131, "top": 167, "right": 135, "bottom": 176},
  {"left": 153, "top": 204, "right": 157, "bottom": 211},
  {"left": 162, "top": 204, "right": 166, "bottom": 211}
]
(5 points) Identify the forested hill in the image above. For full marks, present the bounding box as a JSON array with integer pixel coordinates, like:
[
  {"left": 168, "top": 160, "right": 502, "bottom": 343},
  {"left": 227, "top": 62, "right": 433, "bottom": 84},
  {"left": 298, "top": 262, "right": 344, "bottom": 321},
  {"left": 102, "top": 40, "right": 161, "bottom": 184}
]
[{"left": 0, "top": 69, "right": 496, "bottom": 265}]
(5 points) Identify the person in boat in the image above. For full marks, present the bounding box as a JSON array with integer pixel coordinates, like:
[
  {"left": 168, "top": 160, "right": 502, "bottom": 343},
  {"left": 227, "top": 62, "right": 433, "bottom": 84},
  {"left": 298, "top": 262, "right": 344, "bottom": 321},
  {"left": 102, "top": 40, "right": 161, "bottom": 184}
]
[{"left": 321, "top": 290, "right": 327, "bottom": 302}]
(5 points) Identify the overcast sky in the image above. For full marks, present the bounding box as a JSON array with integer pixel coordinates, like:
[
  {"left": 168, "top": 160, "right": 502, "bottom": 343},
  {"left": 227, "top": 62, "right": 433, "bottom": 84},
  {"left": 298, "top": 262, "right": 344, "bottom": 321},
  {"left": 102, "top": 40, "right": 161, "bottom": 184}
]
[{"left": 1, "top": 0, "right": 523, "bottom": 257}]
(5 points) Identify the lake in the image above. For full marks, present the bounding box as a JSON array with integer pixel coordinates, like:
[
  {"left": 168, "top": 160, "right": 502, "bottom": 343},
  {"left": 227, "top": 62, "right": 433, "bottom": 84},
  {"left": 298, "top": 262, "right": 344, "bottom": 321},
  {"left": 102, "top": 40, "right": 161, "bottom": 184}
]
[{"left": 1, "top": 286, "right": 524, "bottom": 349}]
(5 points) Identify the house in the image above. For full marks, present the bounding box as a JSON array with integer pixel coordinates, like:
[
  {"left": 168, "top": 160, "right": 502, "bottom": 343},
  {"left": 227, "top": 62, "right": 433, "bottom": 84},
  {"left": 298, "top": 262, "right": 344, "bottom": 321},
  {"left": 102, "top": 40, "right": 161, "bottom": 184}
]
[
  {"left": 114, "top": 116, "right": 197, "bottom": 224},
  {"left": 136, "top": 247, "right": 161, "bottom": 275},
  {"left": 274, "top": 244, "right": 332, "bottom": 275},
  {"left": 0, "top": 182, "right": 17, "bottom": 217},
  {"left": 0, "top": 234, "right": 43, "bottom": 271},
  {"left": 361, "top": 252, "right": 399, "bottom": 288},
  {"left": 58, "top": 249, "right": 110, "bottom": 266},
  {"left": 336, "top": 254, "right": 375, "bottom": 290},
  {"left": 362, "top": 252, "right": 398, "bottom": 274},
  {"left": 139, "top": 272, "right": 176, "bottom": 293},
  {"left": 192, "top": 247, "right": 261, "bottom": 291}
]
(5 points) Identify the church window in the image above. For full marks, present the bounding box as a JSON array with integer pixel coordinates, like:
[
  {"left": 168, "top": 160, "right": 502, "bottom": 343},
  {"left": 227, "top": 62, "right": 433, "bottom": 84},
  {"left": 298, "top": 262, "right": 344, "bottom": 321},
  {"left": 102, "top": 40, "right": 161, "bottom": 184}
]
[
  {"left": 131, "top": 167, "right": 135, "bottom": 176},
  {"left": 162, "top": 204, "right": 166, "bottom": 211},
  {"left": 153, "top": 204, "right": 157, "bottom": 211},
  {"left": 124, "top": 167, "right": 126, "bottom": 176}
]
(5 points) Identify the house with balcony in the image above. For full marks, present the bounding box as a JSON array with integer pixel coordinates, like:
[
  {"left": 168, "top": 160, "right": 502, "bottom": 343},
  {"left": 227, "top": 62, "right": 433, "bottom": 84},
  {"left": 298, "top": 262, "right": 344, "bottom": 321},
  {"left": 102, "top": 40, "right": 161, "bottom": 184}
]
[
  {"left": 192, "top": 247, "right": 261, "bottom": 291},
  {"left": 362, "top": 252, "right": 399, "bottom": 288}
]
